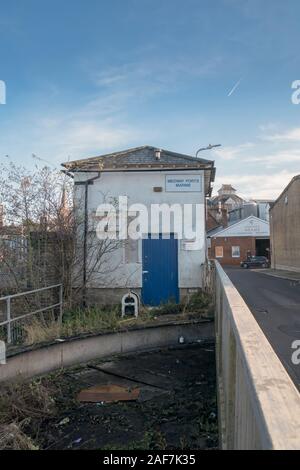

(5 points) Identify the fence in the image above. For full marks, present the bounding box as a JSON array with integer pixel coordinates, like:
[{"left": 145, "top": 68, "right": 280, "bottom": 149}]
[
  {"left": 0, "top": 284, "right": 63, "bottom": 344},
  {"left": 213, "top": 260, "right": 300, "bottom": 449}
]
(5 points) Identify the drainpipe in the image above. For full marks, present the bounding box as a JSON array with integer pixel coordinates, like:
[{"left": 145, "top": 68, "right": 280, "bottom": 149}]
[{"left": 76, "top": 172, "right": 101, "bottom": 308}]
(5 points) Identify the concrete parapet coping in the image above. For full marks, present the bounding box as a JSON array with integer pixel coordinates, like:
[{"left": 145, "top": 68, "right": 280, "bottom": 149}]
[
  {"left": 215, "top": 261, "right": 300, "bottom": 449},
  {"left": 0, "top": 319, "right": 214, "bottom": 384}
]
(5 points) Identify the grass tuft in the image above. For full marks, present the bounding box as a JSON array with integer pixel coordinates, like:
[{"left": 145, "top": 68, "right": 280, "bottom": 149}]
[{"left": 23, "top": 307, "right": 120, "bottom": 345}]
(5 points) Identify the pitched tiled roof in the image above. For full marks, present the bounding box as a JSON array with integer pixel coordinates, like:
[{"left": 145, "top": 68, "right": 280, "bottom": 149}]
[
  {"left": 62, "top": 145, "right": 213, "bottom": 170},
  {"left": 62, "top": 145, "right": 216, "bottom": 196}
]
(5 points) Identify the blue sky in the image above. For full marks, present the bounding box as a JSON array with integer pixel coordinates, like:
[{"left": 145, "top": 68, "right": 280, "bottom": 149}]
[{"left": 1, "top": 0, "right": 300, "bottom": 198}]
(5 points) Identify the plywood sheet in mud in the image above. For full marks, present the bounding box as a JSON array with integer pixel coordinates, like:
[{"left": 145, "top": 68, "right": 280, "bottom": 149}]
[{"left": 77, "top": 384, "right": 140, "bottom": 403}]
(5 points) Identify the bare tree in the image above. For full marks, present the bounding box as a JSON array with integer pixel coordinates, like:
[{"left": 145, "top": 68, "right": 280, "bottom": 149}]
[{"left": 0, "top": 158, "right": 122, "bottom": 308}]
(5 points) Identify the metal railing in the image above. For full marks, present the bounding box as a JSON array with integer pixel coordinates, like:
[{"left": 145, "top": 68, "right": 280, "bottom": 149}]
[{"left": 0, "top": 284, "right": 63, "bottom": 344}]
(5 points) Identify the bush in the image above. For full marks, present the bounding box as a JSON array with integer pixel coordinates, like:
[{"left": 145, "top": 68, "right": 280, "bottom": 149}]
[{"left": 184, "top": 291, "right": 212, "bottom": 313}]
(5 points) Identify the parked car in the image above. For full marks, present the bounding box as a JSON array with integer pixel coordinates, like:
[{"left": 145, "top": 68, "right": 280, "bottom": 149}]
[{"left": 240, "top": 256, "right": 270, "bottom": 269}]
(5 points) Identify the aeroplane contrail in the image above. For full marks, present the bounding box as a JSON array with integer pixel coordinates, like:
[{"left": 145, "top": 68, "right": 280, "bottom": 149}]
[{"left": 227, "top": 78, "right": 242, "bottom": 97}]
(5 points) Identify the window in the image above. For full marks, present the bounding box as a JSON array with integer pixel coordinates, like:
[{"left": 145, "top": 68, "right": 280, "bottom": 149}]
[
  {"left": 215, "top": 246, "right": 223, "bottom": 258},
  {"left": 232, "top": 246, "right": 240, "bottom": 258}
]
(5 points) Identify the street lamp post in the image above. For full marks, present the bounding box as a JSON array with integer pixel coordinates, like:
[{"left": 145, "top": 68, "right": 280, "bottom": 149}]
[{"left": 196, "top": 143, "right": 221, "bottom": 158}]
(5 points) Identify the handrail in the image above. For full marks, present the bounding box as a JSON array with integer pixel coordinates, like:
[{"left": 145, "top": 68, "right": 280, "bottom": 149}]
[
  {"left": 0, "top": 283, "right": 62, "bottom": 301},
  {"left": 0, "top": 284, "right": 63, "bottom": 344}
]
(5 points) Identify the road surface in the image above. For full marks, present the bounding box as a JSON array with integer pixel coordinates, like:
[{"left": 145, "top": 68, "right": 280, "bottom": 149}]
[{"left": 224, "top": 266, "right": 300, "bottom": 389}]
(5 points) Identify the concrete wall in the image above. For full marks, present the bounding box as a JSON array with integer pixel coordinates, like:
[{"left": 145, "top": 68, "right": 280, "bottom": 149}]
[
  {"left": 0, "top": 321, "right": 214, "bottom": 383},
  {"left": 270, "top": 176, "right": 300, "bottom": 272},
  {"left": 213, "top": 261, "right": 300, "bottom": 449},
  {"left": 74, "top": 170, "right": 206, "bottom": 299},
  {"left": 85, "top": 287, "right": 201, "bottom": 306},
  {"left": 84, "top": 287, "right": 141, "bottom": 306}
]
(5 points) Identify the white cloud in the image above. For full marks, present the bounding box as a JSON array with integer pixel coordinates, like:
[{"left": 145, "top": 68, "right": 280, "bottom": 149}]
[
  {"left": 96, "top": 74, "right": 127, "bottom": 86},
  {"left": 213, "top": 170, "right": 296, "bottom": 200},
  {"left": 213, "top": 142, "right": 254, "bottom": 160},
  {"left": 6, "top": 55, "right": 224, "bottom": 164},
  {"left": 245, "top": 148, "right": 300, "bottom": 165},
  {"left": 92, "top": 56, "right": 224, "bottom": 96},
  {"left": 262, "top": 126, "right": 300, "bottom": 142},
  {"left": 259, "top": 122, "right": 278, "bottom": 132},
  {"left": 59, "top": 121, "right": 139, "bottom": 157},
  {"left": 0, "top": 103, "right": 143, "bottom": 164},
  {"left": 213, "top": 135, "right": 300, "bottom": 167},
  {"left": 1, "top": 52, "right": 226, "bottom": 167}
]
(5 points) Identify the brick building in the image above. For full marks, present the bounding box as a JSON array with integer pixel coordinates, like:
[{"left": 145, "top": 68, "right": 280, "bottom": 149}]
[{"left": 208, "top": 215, "right": 270, "bottom": 266}]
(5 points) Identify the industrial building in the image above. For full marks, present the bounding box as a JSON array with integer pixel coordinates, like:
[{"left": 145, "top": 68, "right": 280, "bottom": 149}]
[
  {"left": 208, "top": 215, "right": 270, "bottom": 266},
  {"left": 63, "top": 146, "right": 215, "bottom": 306},
  {"left": 228, "top": 199, "right": 272, "bottom": 223},
  {"left": 209, "top": 184, "right": 245, "bottom": 212},
  {"left": 270, "top": 175, "right": 300, "bottom": 273}
]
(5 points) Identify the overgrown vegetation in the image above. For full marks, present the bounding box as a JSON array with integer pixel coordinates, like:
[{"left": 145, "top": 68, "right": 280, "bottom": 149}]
[
  {"left": 23, "top": 307, "right": 121, "bottom": 345},
  {"left": 22, "top": 305, "right": 153, "bottom": 345},
  {"left": 0, "top": 377, "right": 60, "bottom": 450},
  {"left": 148, "top": 291, "right": 214, "bottom": 318},
  {"left": 20, "top": 291, "right": 213, "bottom": 346}
]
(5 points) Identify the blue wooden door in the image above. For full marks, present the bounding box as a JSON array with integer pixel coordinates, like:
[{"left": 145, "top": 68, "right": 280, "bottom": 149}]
[{"left": 142, "top": 234, "right": 179, "bottom": 306}]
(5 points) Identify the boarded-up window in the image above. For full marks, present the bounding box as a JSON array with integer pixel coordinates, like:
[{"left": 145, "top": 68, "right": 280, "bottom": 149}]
[
  {"left": 215, "top": 246, "right": 223, "bottom": 258},
  {"left": 232, "top": 246, "right": 240, "bottom": 258},
  {"left": 181, "top": 238, "right": 197, "bottom": 250},
  {"left": 123, "top": 214, "right": 139, "bottom": 263},
  {"left": 124, "top": 239, "right": 139, "bottom": 263}
]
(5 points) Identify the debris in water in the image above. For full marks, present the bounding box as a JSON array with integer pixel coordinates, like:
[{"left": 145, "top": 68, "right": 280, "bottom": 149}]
[
  {"left": 72, "top": 438, "right": 82, "bottom": 445},
  {"left": 57, "top": 417, "right": 70, "bottom": 427},
  {"left": 77, "top": 384, "right": 140, "bottom": 403}
]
